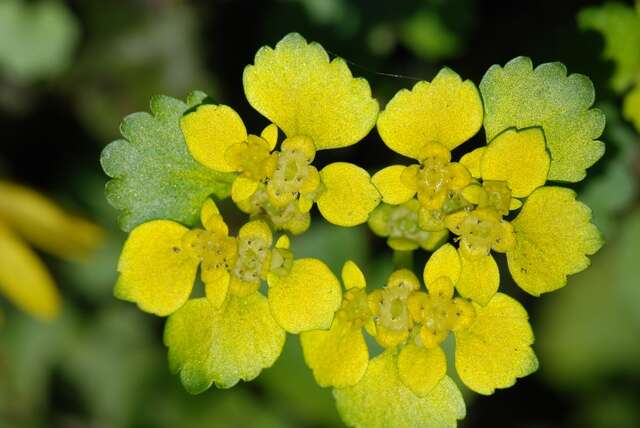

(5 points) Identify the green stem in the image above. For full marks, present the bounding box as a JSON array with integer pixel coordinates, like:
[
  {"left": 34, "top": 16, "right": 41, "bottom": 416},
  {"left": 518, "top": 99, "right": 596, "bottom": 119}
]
[{"left": 393, "top": 250, "right": 414, "bottom": 270}]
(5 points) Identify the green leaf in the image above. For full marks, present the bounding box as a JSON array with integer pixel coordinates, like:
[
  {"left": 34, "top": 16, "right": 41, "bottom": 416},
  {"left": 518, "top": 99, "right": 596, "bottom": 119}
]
[
  {"left": 101, "top": 92, "right": 235, "bottom": 232},
  {"left": 480, "top": 56, "right": 605, "bottom": 182},
  {"left": 537, "top": 237, "right": 640, "bottom": 388},
  {"left": 578, "top": 2, "right": 640, "bottom": 92},
  {"left": 614, "top": 209, "right": 640, "bottom": 330},
  {"left": 164, "top": 295, "right": 285, "bottom": 394},
  {"left": 0, "top": 0, "right": 79, "bottom": 82}
]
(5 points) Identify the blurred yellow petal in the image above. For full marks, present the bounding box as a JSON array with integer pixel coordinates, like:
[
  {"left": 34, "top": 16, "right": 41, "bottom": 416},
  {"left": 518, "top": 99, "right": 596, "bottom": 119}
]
[
  {"left": 115, "top": 220, "right": 199, "bottom": 316},
  {"left": 459, "top": 147, "right": 486, "bottom": 178},
  {"left": 317, "top": 162, "right": 381, "bottom": 227},
  {"left": 423, "top": 243, "right": 461, "bottom": 288},
  {"left": 456, "top": 250, "right": 499, "bottom": 306},
  {"left": 455, "top": 293, "right": 538, "bottom": 395},
  {"left": 281, "top": 135, "right": 316, "bottom": 162},
  {"left": 510, "top": 198, "right": 522, "bottom": 210},
  {"left": 238, "top": 220, "right": 273, "bottom": 246},
  {"left": 481, "top": 128, "right": 550, "bottom": 198},
  {"left": 623, "top": 84, "right": 640, "bottom": 132},
  {"left": 275, "top": 235, "right": 290, "bottom": 249},
  {"left": 243, "top": 33, "right": 379, "bottom": 150},
  {"left": 371, "top": 165, "right": 416, "bottom": 205},
  {"left": 334, "top": 350, "right": 465, "bottom": 428},
  {"left": 180, "top": 104, "right": 247, "bottom": 172},
  {"left": 341, "top": 260, "right": 366, "bottom": 289},
  {"left": 507, "top": 187, "right": 602, "bottom": 296},
  {"left": 231, "top": 177, "right": 259, "bottom": 203},
  {"left": 164, "top": 294, "right": 285, "bottom": 393},
  {"left": 397, "top": 342, "right": 447, "bottom": 397},
  {"left": 260, "top": 123, "right": 279, "bottom": 150},
  {"left": 0, "top": 181, "right": 103, "bottom": 260},
  {"left": 300, "top": 319, "right": 368, "bottom": 387},
  {"left": 0, "top": 222, "right": 60, "bottom": 319},
  {"left": 267, "top": 258, "right": 341, "bottom": 333},
  {"left": 204, "top": 271, "right": 230, "bottom": 309},
  {"left": 377, "top": 68, "right": 483, "bottom": 159}
]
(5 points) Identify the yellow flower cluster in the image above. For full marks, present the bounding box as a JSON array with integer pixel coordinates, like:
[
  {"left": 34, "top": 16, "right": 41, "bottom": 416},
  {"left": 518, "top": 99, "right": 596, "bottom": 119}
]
[{"left": 111, "top": 33, "right": 604, "bottom": 426}]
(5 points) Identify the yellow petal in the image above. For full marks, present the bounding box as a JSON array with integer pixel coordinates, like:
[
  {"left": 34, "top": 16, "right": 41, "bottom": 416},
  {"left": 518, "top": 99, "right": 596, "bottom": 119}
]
[
  {"left": 164, "top": 294, "right": 285, "bottom": 392},
  {"left": 423, "top": 243, "right": 461, "bottom": 288},
  {"left": 281, "top": 135, "right": 316, "bottom": 162},
  {"left": 0, "top": 181, "right": 103, "bottom": 260},
  {"left": 115, "top": 220, "right": 199, "bottom": 316},
  {"left": 260, "top": 123, "right": 279, "bottom": 150},
  {"left": 243, "top": 33, "right": 379, "bottom": 150},
  {"left": 204, "top": 271, "right": 230, "bottom": 309},
  {"left": 0, "top": 222, "right": 60, "bottom": 319},
  {"left": 334, "top": 350, "right": 465, "bottom": 428},
  {"left": 275, "top": 235, "right": 290, "bottom": 250},
  {"left": 199, "top": 198, "right": 220, "bottom": 224},
  {"left": 397, "top": 342, "right": 447, "bottom": 397},
  {"left": 267, "top": 258, "right": 342, "bottom": 333},
  {"left": 455, "top": 293, "right": 538, "bottom": 395},
  {"left": 371, "top": 165, "right": 417, "bottom": 205},
  {"left": 481, "top": 127, "right": 550, "bottom": 198},
  {"left": 317, "top": 162, "right": 381, "bottom": 226},
  {"left": 238, "top": 220, "right": 273, "bottom": 247},
  {"left": 342, "top": 260, "right": 366, "bottom": 289},
  {"left": 459, "top": 147, "right": 486, "bottom": 178},
  {"left": 180, "top": 104, "right": 247, "bottom": 172},
  {"left": 300, "top": 319, "right": 368, "bottom": 387},
  {"left": 510, "top": 198, "right": 523, "bottom": 210},
  {"left": 507, "top": 186, "right": 603, "bottom": 296},
  {"left": 377, "top": 67, "right": 483, "bottom": 159},
  {"left": 231, "top": 176, "right": 259, "bottom": 203},
  {"left": 456, "top": 250, "right": 499, "bottom": 306},
  {"left": 229, "top": 274, "right": 261, "bottom": 297}
]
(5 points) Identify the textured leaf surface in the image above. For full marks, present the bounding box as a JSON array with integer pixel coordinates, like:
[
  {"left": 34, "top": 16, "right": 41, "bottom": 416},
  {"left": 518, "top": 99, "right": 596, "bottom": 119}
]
[
  {"left": 101, "top": 92, "right": 235, "bottom": 232},
  {"left": 334, "top": 350, "right": 465, "bottom": 428},
  {"left": 480, "top": 57, "right": 605, "bottom": 182},
  {"left": 164, "top": 295, "right": 285, "bottom": 393}
]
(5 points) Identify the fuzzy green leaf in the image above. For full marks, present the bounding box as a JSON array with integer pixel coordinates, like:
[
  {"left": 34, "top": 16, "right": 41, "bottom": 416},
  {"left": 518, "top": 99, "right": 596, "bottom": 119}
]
[
  {"left": 578, "top": 3, "right": 640, "bottom": 92},
  {"left": 101, "top": 92, "right": 235, "bottom": 232},
  {"left": 480, "top": 57, "right": 605, "bottom": 182},
  {"left": 164, "top": 295, "right": 285, "bottom": 394}
]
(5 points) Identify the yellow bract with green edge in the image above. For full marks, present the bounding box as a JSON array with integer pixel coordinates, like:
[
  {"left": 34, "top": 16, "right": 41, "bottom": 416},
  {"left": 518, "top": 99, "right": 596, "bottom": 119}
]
[
  {"left": 180, "top": 33, "right": 381, "bottom": 235},
  {"left": 0, "top": 181, "right": 103, "bottom": 320}
]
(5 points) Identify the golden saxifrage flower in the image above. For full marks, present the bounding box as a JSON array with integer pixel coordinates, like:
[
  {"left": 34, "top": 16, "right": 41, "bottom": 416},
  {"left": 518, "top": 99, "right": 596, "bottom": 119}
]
[
  {"left": 180, "top": 33, "right": 381, "bottom": 234},
  {"left": 371, "top": 60, "right": 604, "bottom": 305},
  {"left": 299, "top": 246, "right": 537, "bottom": 427},
  {"left": 103, "top": 32, "right": 606, "bottom": 427},
  {"left": 0, "top": 181, "right": 103, "bottom": 320}
]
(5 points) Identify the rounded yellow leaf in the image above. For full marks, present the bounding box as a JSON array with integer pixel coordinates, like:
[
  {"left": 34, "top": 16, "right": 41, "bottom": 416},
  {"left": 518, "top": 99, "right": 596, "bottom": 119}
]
[
  {"left": 300, "top": 319, "right": 369, "bottom": 388},
  {"left": 334, "top": 350, "right": 465, "bottom": 428},
  {"left": 199, "top": 198, "right": 220, "bottom": 225},
  {"left": 0, "top": 222, "right": 60, "bottom": 319},
  {"left": 371, "top": 165, "right": 416, "bottom": 205},
  {"left": 455, "top": 293, "right": 538, "bottom": 395},
  {"left": 238, "top": 220, "right": 273, "bottom": 247},
  {"left": 481, "top": 127, "right": 550, "bottom": 197},
  {"left": 397, "top": 342, "right": 447, "bottom": 397},
  {"left": 243, "top": 33, "right": 379, "bottom": 150},
  {"left": 341, "top": 260, "right": 366, "bottom": 289},
  {"left": 459, "top": 147, "right": 486, "bottom": 178},
  {"left": 260, "top": 123, "right": 279, "bottom": 150},
  {"left": 423, "top": 243, "right": 461, "bottom": 288},
  {"left": 507, "top": 186, "right": 603, "bottom": 296},
  {"left": 204, "top": 271, "right": 230, "bottom": 309},
  {"left": 231, "top": 176, "right": 259, "bottom": 203},
  {"left": 456, "top": 250, "right": 499, "bottom": 306},
  {"left": 115, "top": 220, "right": 199, "bottom": 316},
  {"left": 180, "top": 104, "right": 247, "bottom": 172},
  {"left": 267, "top": 258, "right": 342, "bottom": 333},
  {"left": 164, "top": 294, "right": 285, "bottom": 393},
  {"left": 377, "top": 68, "right": 483, "bottom": 159},
  {"left": 317, "top": 162, "right": 381, "bottom": 227}
]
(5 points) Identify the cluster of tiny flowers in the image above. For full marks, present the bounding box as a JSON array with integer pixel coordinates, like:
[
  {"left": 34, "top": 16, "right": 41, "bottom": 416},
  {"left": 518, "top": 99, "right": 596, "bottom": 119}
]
[{"left": 107, "top": 33, "right": 604, "bottom": 427}]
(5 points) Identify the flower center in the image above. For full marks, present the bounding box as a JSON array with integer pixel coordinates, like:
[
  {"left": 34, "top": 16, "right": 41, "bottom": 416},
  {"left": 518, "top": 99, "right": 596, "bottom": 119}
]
[
  {"left": 447, "top": 207, "right": 515, "bottom": 258},
  {"left": 375, "top": 281, "right": 414, "bottom": 333},
  {"left": 233, "top": 236, "right": 270, "bottom": 283},
  {"left": 337, "top": 288, "right": 372, "bottom": 329},
  {"left": 270, "top": 147, "right": 310, "bottom": 197},
  {"left": 182, "top": 229, "right": 238, "bottom": 282},
  {"left": 225, "top": 135, "right": 275, "bottom": 182}
]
